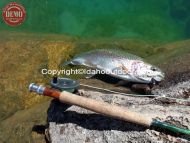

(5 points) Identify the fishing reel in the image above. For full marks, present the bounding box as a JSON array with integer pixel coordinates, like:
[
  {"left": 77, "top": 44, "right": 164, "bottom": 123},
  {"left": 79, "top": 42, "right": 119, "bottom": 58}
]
[{"left": 50, "top": 76, "right": 80, "bottom": 93}]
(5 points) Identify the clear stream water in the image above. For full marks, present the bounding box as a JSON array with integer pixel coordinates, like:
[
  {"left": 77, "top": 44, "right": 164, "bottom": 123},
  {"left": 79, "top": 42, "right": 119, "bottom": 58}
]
[{"left": 0, "top": 0, "right": 190, "bottom": 42}]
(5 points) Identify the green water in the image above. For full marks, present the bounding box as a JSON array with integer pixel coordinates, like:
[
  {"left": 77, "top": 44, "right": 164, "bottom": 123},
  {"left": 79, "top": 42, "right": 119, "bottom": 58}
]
[{"left": 1, "top": 0, "right": 190, "bottom": 42}]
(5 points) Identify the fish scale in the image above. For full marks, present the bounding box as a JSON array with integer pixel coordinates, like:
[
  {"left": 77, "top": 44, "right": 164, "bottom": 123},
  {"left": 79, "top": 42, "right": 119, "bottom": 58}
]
[{"left": 64, "top": 49, "right": 165, "bottom": 84}]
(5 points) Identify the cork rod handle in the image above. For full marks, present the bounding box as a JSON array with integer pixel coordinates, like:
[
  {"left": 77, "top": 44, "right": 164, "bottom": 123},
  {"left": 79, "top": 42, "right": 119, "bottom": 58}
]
[
  {"left": 59, "top": 91, "right": 152, "bottom": 126},
  {"left": 29, "top": 83, "right": 153, "bottom": 127}
]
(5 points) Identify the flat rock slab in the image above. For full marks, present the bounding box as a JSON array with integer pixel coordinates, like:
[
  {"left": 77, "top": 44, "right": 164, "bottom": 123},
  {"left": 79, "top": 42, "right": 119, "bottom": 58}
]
[{"left": 47, "top": 89, "right": 190, "bottom": 143}]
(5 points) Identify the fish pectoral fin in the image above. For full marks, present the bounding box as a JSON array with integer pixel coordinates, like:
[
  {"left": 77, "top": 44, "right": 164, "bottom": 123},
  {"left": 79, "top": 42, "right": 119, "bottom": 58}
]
[
  {"left": 120, "top": 63, "right": 128, "bottom": 73},
  {"left": 112, "top": 64, "right": 128, "bottom": 75}
]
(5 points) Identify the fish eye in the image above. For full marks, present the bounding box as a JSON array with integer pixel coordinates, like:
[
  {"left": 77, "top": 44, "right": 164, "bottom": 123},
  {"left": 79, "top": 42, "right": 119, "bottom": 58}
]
[{"left": 151, "top": 67, "right": 157, "bottom": 71}]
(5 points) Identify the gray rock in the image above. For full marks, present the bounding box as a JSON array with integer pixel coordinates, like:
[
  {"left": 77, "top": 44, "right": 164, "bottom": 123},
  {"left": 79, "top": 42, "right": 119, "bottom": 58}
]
[
  {"left": 152, "top": 80, "right": 190, "bottom": 98},
  {"left": 47, "top": 90, "right": 190, "bottom": 143}
]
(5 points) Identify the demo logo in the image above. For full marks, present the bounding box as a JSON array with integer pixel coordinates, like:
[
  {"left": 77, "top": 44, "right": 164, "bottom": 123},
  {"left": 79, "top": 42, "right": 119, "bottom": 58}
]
[{"left": 2, "top": 2, "right": 26, "bottom": 26}]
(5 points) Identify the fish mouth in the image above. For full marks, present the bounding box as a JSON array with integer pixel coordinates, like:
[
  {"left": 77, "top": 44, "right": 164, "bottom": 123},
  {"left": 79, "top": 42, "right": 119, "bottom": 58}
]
[
  {"left": 137, "top": 72, "right": 165, "bottom": 83},
  {"left": 153, "top": 72, "right": 165, "bottom": 82}
]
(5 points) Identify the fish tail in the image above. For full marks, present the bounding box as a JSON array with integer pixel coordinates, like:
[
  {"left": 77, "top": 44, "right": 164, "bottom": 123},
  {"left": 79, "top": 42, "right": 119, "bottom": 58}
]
[
  {"left": 62, "top": 60, "right": 83, "bottom": 66},
  {"left": 62, "top": 60, "right": 72, "bottom": 66}
]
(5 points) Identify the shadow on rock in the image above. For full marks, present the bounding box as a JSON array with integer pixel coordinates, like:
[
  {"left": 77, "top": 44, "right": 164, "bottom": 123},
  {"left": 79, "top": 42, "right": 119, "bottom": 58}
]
[
  {"left": 32, "top": 125, "right": 47, "bottom": 134},
  {"left": 47, "top": 99, "right": 147, "bottom": 132}
]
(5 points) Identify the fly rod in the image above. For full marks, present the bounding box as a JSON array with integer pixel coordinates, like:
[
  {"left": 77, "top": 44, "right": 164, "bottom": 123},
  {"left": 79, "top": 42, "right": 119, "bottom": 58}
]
[{"left": 29, "top": 83, "right": 190, "bottom": 135}]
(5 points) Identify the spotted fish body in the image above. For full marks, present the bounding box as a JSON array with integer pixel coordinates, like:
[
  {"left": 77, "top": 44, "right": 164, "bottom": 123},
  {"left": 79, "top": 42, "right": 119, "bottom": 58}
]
[{"left": 65, "top": 49, "right": 165, "bottom": 84}]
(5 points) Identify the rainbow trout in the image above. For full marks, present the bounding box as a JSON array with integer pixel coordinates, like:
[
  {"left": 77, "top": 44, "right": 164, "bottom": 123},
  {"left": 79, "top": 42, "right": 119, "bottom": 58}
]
[{"left": 64, "top": 49, "right": 165, "bottom": 84}]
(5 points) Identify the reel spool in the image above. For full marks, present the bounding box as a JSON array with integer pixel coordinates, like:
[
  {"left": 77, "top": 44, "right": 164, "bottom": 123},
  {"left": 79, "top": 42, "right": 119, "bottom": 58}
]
[{"left": 50, "top": 76, "right": 79, "bottom": 93}]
